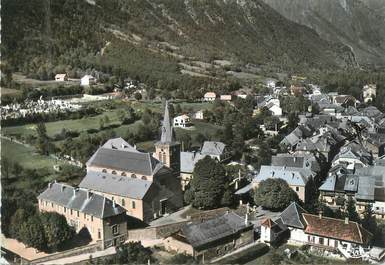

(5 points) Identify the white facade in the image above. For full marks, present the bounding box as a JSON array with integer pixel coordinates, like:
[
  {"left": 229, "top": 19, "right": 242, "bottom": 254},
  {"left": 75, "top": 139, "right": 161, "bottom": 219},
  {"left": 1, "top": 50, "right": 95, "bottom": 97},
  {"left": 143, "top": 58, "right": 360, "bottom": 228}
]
[
  {"left": 173, "top": 115, "right": 191, "bottom": 128},
  {"left": 194, "top": 110, "right": 204, "bottom": 120},
  {"left": 363, "top": 84, "right": 376, "bottom": 103},
  {"left": 269, "top": 104, "right": 282, "bottom": 116},
  {"left": 260, "top": 225, "right": 272, "bottom": 243},
  {"left": 203, "top": 92, "right": 216, "bottom": 101},
  {"left": 55, "top": 74, "right": 67, "bottom": 82},
  {"left": 81, "top": 75, "right": 96, "bottom": 86}
]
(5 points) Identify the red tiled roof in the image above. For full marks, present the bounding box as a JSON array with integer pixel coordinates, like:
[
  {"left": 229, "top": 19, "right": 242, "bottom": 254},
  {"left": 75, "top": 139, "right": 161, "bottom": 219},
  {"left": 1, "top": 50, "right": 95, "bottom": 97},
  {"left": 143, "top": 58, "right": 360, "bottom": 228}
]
[
  {"left": 261, "top": 218, "right": 274, "bottom": 228},
  {"left": 303, "top": 213, "right": 372, "bottom": 244}
]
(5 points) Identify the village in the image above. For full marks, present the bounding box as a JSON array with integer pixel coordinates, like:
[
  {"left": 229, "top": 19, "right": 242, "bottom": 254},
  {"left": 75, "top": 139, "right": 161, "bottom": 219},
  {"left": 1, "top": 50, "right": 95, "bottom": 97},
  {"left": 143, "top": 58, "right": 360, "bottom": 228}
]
[{"left": 1, "top": 69, "right": 385, "bottom": 265}]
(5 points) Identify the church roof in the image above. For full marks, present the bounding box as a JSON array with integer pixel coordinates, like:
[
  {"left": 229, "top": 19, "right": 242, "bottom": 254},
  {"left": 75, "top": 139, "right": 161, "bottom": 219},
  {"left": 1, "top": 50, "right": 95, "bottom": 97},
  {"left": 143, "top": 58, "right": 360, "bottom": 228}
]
[{"left": 160, "top": 101, "right": 174, "bottom": 143}]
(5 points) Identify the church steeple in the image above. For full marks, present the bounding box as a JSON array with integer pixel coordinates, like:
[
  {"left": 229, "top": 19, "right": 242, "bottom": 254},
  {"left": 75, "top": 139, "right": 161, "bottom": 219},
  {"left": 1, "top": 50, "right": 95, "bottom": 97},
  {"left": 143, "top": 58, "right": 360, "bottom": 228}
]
[
  {"left": 154, "top": 100, "right": 180, "bottom": 172},
  {"left": 160, "top": 100, "right": 174, "bottom": 143}
]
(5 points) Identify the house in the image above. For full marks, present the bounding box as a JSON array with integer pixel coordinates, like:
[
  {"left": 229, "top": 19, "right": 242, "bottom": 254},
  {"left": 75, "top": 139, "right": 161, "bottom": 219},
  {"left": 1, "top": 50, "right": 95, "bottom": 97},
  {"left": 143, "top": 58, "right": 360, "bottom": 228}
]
[
  {"left": 201, "top": 141, "right": 231, "bottom": 162},
  {"left": 320, "top": 163, "right": 385, "bottom": 220},
  {"left": 331, "top": 141, "right": 372, "bottom": 170},
  {"left": 81, "top": 75, "right": 96, "bottom": 86},
  {"left": 179, "top": 141, "right": 231, "bottom": 189},
  {"left": 163, "top": 212, "right": 254, "bottom": 262},
  {"left": 55, "top": 73, "right": 68, "bottom": 82},
  {"left": 38, "top": 182, "right": 127, "bottom": 249},
  {"left": 332, "top": 95, "right": 357, "bottom": 107},
  {"left": 290, "top": 85, "right": 305, "bottom": 96},
  {"left": 220, "top": 95, "right": 232, "bottom": 101},
  {"left": 271, "top": 153, "right": 320, "bottom": 173},
  {"left": 194, "top": 110, "right": 204, "bottom": 120},
  {"left": 251, "top": 165, "right": 315, "bottom": 202},
  {"left": 203, "top": 92, "right": 216, "bottom": 102},
  {"left": 173, "top": 114, "right": 192, "bottom": 128},
  {"left": 363, "top": 84, "right": 376, "bottom": 103},
  {"left": 180, "top": 151, "right": 206, "bottom": 190},
  {"left": 267, "top": 203, "right": 372, "bottom": 259},
  {"left": 266, "top": 102, "right": 282, "bottom": 116},
  {"left": 266, "top": 79, "right": 276, "bottom": 89},
  {"left": 260, "top": 218, "right": 287, "bottom": 245},
  {"left": 79, "top": 103, "right": 183, "bottom": 223}
]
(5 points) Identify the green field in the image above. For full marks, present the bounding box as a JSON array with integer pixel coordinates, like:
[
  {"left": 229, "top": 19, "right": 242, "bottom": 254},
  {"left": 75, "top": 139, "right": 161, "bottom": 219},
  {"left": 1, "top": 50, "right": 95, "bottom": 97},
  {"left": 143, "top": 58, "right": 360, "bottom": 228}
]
[{"left": 1, "top": 138, "right": 65, "bottom": 174}]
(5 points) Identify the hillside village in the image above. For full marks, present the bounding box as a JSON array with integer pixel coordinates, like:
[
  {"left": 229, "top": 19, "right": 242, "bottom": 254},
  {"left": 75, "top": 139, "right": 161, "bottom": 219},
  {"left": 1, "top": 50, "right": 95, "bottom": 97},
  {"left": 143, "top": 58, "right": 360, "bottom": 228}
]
[{"left": 2, "top": 72, "right": 385, "bottom": 265}]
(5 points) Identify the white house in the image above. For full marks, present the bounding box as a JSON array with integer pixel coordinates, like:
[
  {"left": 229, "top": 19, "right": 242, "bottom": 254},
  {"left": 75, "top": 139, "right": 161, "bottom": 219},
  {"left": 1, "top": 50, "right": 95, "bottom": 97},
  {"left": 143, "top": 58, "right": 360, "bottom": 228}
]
[
  {"left": 173, "top": 114, "right": 191, "bottom": 128},
  {"left": 264, "top": 203, "right": 373, "bottom": 259},
  {"left": 266, "top": 79, "right": 276, "bottom": 89},
  {"left": 266, "top": 102, "right": 282, "bottom": 116},
  {"left": 203, "top": 92, "right": 216, "bottom": 102},
  {"left": 55, "top": 73, "right": 68, "bottom": 82},
  {"left": 220, "top": 95, "right": 232, "bottom": 101},
  {"left": 81, "top": 75, "right": 96, "bottom": 86},
  {"left": 363, "top": 84, "right": 376, "bottom": 103},
  {"left": 194, "top": 110, "right": 204, "bottom": 120}
]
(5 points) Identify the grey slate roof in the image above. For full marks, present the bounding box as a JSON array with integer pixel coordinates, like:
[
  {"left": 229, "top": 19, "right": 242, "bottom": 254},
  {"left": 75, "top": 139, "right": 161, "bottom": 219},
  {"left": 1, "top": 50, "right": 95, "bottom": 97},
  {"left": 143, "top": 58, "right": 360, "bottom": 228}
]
[
  {"left": 79, "top": 171, "right": 152, "bottom": 199},
  {"left": 38, "top": 182, "right": 126, "bottom": 219},
  {"left": 271, "top": 153, "right": 320, "bottom": 172},
  {"left": 180, "top": 212, "right": 252, "bottom": 249},
  {"left": 276, "top": 202, "right": 307, "bottom": 229},
  {"left": 86, "top": 147, "right": 162, "bottom": 176},
  {"left": 160, "top": 101, "right": 174, "bottom": 143},
  {"left": 102, "top": 137, "right": 138, "bottom": 153},
  {"left": 201, "top": 141, "right": 226, "bottom": 156},
  {"left": 254, "top": 165, "right": 314, "bottom": 186},
  {"left": 180, "top": 151, "right": 206, "bottom": 173}
]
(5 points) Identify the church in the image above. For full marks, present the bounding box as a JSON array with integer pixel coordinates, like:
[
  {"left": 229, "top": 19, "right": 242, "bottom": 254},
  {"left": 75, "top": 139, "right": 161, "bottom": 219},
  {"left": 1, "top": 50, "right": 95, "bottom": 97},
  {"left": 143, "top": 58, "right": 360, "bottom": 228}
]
[{"left": 79, "top": 101, "right": 183, "bottom": 223}]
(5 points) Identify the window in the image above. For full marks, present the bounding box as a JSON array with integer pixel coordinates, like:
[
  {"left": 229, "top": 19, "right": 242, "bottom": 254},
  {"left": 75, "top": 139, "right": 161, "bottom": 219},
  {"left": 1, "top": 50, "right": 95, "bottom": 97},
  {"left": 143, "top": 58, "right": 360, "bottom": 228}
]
[
  {"left": 132, "top": 201, "right": 136, "bottom": 209},
  {"left": 122, "top": 199, "right": 125, "bottom": 207},
  {"left": 64, "top": 207, "right": 67, "bottom": 213},
  {"left": 77, "top": 211, "right": 79, "bottom": 217},
  {"left": 112, "top": 225, "right": 119, "bottom": 235},
  {"left": 141, "top": 176, "right": 147, "bottom": 180},
  {"left": 84, "top": 213, "right": 86, "bottom": 219},
  {"left": 319, "top": 237, "right": 324, "bottom": 245},
  {"left": 121, "top": 172, "right": 126, "bottom": 176},
  {"left": 91, "top": 216, "right": 93, "bottom": 222},
  {"left": 45, "top": 201, "right": 48, "bottom": 206},
  {"left": 51, "top": 202, "right": 54, "bottom": 207},
  {"left": 112, "top": 170, "right": 117, "bottom": 175},
  {"left": 296, "top": 187, "right": 300, "bottom": 192},
  {"left": 70, "top": 209, "right": 73, "bottom": 215},
  {"left": 131, "top": 174, "right": 137, "bottom": 178},
  {"left": 102, "top": 169, "right": 107, "bottom": 173},
  {"left": 98, "top": 229, "right": 101, "bottom": 239}
]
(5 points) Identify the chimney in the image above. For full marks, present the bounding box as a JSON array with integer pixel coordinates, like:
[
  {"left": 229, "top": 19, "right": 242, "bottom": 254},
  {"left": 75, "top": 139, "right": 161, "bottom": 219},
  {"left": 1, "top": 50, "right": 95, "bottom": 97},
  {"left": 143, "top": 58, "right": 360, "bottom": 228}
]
[
  {"left": 48, "top": 182, "right": 53, "bottom": 189},
  {"left": 87, "top": 191, "right": 92, "bottom": 199},
  {"left": 344, "top": 217, "right": 349, "bottom": 224},
  {"left": 318, "top": 209, "right": 323, "bottom": 219},
  {"left": 61, "top": 185, "right": 65, "bottom": 192},
  {"left": 245, "top": 213, "right": 249, "bottom": 225},
  {"left": 112, "top": 200, "right": 116, "bottom": 208}
]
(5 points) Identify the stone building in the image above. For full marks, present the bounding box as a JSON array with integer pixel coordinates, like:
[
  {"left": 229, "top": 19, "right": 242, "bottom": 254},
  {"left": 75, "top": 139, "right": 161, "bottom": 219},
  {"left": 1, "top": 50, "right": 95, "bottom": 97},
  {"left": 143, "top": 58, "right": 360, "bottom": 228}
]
[
  {"left": 38, "top": 182, "right": 127, "bottom": 249},
  {"left": 79, "top": 102, "right": 183, "bottom": 223},
  {"left": 163, "top": 212, "right": 254, "bottom": 263}
]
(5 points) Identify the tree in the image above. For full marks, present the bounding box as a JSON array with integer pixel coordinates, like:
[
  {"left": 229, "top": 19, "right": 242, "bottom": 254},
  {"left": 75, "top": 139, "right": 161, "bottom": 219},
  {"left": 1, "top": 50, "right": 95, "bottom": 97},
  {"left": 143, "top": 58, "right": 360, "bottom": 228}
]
[
  {"left": 185, "top": 156, "right": 232, "bottom": 209},
  {"left": 19, "top": 215, "right": 46, "bottom": 250},
  {"left": 254, "top": 178, "right": 299, "bottom": 211},
  {"left": 99, "top": 118, "right": 105, "bottom": 129},
  {"left": 345, "top": 197, "right": 360, "bottom": 223},
  {"left": 9, "top": 209, "right": 28, "bottom": 240},
  {"left": 134, "top": 92, "right": 142, "bottom": 101},
  {"left": 177, "top": 132, "right": 192, "bottom": 151},
  {"left": 1, "top": 157, "right": 10, "bottom": 179},
  {"left": 40, "top": 212, "right": 75, "bottom": 251},
  {"left": 362, "top": 204, "right": 377, "bottom": 234},
  {"left": 115, "top": 242, "right": 153, "bottom": 264}
]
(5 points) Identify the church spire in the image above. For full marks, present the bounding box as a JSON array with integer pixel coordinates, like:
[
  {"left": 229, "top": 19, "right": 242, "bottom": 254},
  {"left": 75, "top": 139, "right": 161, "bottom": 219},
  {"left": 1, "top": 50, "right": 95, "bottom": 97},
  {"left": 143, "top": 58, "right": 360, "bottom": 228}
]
[{"left": 160, "top": 100, "right": 173, "bottom": 143}]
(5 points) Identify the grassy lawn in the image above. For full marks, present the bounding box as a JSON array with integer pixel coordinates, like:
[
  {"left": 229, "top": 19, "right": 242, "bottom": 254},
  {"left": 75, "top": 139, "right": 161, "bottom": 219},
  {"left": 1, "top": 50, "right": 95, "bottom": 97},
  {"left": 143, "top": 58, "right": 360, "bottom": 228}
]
[
  {"left": 2, "top": 87, "right": 22, "bottom": 96},
  {"left": 1, "top": 138, "right": 64, "bottom": 174}
]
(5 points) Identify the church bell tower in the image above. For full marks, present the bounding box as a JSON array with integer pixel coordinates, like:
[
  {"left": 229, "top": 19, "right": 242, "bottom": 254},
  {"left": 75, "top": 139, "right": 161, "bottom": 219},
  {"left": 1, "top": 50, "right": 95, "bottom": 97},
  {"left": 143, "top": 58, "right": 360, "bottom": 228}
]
[{"left": 154, "top": 101, "right": 180, "bottom": 172}]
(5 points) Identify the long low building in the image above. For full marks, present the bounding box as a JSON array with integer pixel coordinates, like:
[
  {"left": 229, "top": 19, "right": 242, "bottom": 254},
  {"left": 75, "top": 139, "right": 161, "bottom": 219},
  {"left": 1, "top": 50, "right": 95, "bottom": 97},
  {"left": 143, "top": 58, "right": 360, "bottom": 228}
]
[{"left": 38, "top": 182, "right": 127, "bottom": 249}]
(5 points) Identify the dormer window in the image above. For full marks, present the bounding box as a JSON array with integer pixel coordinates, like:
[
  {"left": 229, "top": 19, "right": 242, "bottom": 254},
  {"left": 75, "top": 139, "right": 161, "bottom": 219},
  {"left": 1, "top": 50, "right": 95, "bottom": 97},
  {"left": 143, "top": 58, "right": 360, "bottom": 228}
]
[
  {"left": 112, "top": 170, "right": 117, "bottom": 175},
  {"left": 131, "top": 174, "right": 137, "bottom": 178},
  {"left": 141, "top": 176, "right": 147, "bottom": 180},
  {"left": 121, "top": 172, "right": 126, "bottom": 176},
  {"left": 102, "top": 169, "right": 107, "bottom": 173}
]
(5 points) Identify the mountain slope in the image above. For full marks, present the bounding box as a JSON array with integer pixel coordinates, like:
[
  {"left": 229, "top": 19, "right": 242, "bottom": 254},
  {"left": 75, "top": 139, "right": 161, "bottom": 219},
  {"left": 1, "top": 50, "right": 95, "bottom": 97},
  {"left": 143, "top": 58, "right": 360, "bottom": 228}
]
[
  {"left": 2, "top": 0, "right": 357, "bottom": 84},
  {"left": 262, "top": 0, "right": 385, "bottom": 67}
]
